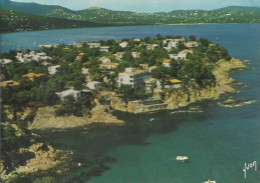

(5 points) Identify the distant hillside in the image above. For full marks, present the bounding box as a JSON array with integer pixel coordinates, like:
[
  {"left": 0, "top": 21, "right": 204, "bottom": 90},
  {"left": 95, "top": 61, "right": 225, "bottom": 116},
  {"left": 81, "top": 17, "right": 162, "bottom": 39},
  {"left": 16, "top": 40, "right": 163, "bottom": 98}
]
[
  {"left": 1, "top": 0, "right": 260, "bottom": 32},
  {"left": 0, "top": 9, "right": 104, "bottom": 33}
]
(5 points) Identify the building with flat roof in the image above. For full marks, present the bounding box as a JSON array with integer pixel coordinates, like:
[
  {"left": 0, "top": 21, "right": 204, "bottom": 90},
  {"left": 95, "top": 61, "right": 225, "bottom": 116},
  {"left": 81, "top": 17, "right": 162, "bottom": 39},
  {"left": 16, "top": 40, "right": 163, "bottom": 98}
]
[{"left": 118, "top": 68, "right": 149, "bottom": 88}]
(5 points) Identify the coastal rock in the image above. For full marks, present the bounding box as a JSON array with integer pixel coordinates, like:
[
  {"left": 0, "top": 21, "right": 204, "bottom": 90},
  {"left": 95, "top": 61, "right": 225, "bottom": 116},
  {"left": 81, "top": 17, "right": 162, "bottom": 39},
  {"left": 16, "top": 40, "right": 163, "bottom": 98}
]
[
  {"left": 221, "top": 99, "right": 255, "bottom": 107},
  {"left": 29, "top": 104, "right": 125, "bottom": 130}
]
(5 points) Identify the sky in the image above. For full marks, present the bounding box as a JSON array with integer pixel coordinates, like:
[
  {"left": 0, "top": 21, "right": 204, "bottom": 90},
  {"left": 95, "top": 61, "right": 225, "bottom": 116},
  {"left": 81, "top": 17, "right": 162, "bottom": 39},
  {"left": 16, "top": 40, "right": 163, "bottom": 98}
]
[{"left": 12, "top": 0, "right": 260, "bottom": 12}]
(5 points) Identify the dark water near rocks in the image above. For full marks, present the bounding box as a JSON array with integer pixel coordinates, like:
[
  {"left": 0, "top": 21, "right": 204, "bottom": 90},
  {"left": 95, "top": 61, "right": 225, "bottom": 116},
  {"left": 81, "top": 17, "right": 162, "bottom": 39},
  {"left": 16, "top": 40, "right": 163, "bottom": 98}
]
[{"left": 2, "top": 24, "right": 260, "bottom": 182}]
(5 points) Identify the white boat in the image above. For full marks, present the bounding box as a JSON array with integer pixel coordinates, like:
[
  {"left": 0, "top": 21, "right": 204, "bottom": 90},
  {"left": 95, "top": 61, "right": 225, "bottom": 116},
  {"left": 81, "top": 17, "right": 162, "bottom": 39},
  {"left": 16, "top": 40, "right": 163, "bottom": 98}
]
[
  {"left": 202, "top": 180, "right": 216, "bottom": 183},
  {"left": 176, "top": 156, "right": 189, "bottom": 161}
]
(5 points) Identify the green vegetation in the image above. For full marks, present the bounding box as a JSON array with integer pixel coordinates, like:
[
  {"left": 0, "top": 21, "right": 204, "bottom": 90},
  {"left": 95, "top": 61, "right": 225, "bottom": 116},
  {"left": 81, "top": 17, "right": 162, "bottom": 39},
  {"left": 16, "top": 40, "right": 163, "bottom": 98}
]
[{"left": 0, "top": 9, "right": 105, "bottom": 33}]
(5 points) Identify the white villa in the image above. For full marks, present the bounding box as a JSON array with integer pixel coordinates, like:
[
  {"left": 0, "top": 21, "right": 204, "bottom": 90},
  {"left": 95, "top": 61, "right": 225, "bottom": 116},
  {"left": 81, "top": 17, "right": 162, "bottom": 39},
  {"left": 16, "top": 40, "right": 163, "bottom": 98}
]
[
  {"left": 131, "top": 52, "right": 141, "bottom": 59},
  {"left": 119, "top": 41, "right": 129, "bottom": 48},
  {"left": 118, "top": 68, "right": 149, "bottom": 88},
  {"left": 89, "top": 42, "right": 101, "bottom": 48},
  {"left": 48, "top": 65, "right": 61, "bottom": 75},
  {"left": 100, "top": 46, "right": 110, "bottom": 52},
  {"left": 56, "top": 89, "right": 81, "bottom": 101},
  {"left": 87, "top": 81, "right": 102, "bottom": 90}
]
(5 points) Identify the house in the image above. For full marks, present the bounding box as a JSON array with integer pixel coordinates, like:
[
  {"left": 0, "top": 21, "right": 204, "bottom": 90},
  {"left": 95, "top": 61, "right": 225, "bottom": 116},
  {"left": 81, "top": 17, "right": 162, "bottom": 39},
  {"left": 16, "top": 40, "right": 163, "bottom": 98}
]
[
  {"left": 56, "top": 89, "right": 81, "bottom": 101},
  {"left": 23, "top": 73, "right": 45, "bottom": 81},
  {"left": 114, "top": 52, "right": 124, "bottom": 60},
  {"left": 164, "top": 79, "right": 183, "bottom": 89},
  {"left": 184, "top": 41, "right": 199, "bottom": 48},
  {"left": 162, "top": 59, "right": 171, "bottom": 67},
  {"left": 100, "top": 62, "right": 119, "bottom": 69},
  {"left": 0, "top": 80, "right": 20, "bottom": 87},
  {"left": 119, "top": 41, "right": 129, "bottom": 48},
  {"left": 163, "top": 38, "right": 185, "bottom": 45},
  {"left": 131, "top": 52, "right": 141, "bottom": 59},
  {"left": 89, "top": 42, "right": 101, "bottom": 48},
  {"left": 0, "top": 59, "right": 12, "bottom": 65},
  {"left": 133, "top": 38, "right": 141, "bottom": 42},
  {"left": 99, "top": 56, "right": 111, "bottom": 63},
  {"left": 48, "top": 65, "right": 61, "bottom": 75},
  {"left": 87, "top": 81, "right": 102, "bottom": 90},
  {"left": 147, "top": 44, "right": 159, "bottom": 50},
  {"left": 118, "top": 68, "right": 149, "bottom": 88},
  {"left": 169, "top": 49, "right": 193, "bottom": 60},
  {"left": 82, "top": 68, "right": 89, "bottom": 74},
  {"left": 100, "top": 46, "right": 110, "bottom": 52}
]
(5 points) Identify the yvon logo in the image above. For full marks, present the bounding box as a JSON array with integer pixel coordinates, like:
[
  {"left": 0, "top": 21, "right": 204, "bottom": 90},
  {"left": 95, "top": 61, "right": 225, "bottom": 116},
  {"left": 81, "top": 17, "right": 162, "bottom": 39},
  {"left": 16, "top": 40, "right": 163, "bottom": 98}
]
[{"left": 243, "top": 161, "right": 257, "bottom": 179}]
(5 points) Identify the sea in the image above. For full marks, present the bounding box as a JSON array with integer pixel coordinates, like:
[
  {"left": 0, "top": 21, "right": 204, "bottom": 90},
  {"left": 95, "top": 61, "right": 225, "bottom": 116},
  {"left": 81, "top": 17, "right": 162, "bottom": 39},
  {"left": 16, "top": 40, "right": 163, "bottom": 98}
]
[{"left": 1, "top": 24, "right": 260, "bottom": 183}]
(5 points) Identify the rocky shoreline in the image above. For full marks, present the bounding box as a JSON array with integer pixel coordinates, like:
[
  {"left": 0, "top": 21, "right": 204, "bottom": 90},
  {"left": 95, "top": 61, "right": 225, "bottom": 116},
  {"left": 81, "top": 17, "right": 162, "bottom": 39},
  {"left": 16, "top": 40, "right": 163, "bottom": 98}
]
[{"left": 28, "top": 58, "right": 247, "bottom": 130}]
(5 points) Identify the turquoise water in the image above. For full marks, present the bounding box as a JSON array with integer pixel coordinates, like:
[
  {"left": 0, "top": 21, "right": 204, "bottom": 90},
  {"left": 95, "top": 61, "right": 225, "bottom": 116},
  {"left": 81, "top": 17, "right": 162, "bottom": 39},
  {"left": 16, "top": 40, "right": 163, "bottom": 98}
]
[{"left": 2, "top": 24, "right": 260, "bottom": 182}]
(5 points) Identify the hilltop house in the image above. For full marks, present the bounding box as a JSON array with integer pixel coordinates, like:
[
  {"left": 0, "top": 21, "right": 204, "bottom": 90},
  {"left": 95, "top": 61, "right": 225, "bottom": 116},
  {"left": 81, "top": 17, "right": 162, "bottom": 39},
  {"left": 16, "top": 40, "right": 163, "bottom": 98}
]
[
  {"left": 118, "top": 68, "right": 149, "bottom": 88},
  {"left": 48, "top": 65, "right": 61, "bottom": 75},
  {"left": 89, "top": 42, "right": 101, "bottom": 48},
  {"left": 162, "top": 59, "right": 171, "bottom": 67},
  {"left": 100, "top": 62, "right": 119, "bottom": 69},
  {"left": 56, "top": 89, "right": 81, "bottom": 101},
  {"left": 184, "top": 41, "right": 199, "bottom": 48},
  {"left": 119, "top": 41, "right": 129, "bottom": 48},
  {"left": 100, "top": 46, "right": 110, "bottom": 52}
]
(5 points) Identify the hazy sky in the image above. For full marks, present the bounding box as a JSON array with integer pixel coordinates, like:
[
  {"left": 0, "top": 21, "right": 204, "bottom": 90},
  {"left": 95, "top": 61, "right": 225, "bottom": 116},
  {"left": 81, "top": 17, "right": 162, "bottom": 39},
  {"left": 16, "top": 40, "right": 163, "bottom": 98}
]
[{"left": 12, "top": 0, "right": 260, "bottom": 12}]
